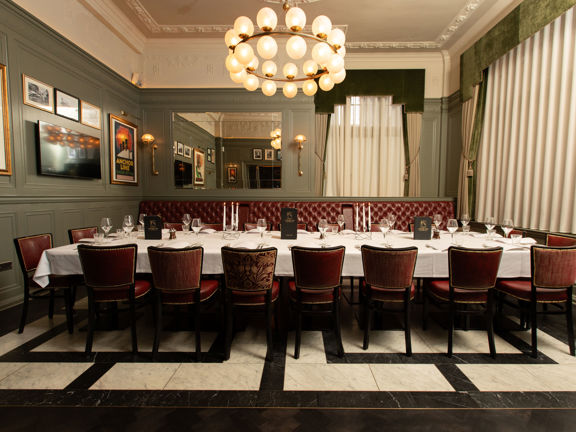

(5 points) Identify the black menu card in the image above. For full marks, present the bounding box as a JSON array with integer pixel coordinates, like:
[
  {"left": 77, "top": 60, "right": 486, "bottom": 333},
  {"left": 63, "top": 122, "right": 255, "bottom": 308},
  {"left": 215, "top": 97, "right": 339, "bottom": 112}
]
[
  {"left": 144, "top": 215, "right": 163, "bottom": 240},
  {"left": 281, "top": 207, "right": 298, "bottom": 240},
  {"left": 413, "top": 216, "right": 432, "bottom": 240}
]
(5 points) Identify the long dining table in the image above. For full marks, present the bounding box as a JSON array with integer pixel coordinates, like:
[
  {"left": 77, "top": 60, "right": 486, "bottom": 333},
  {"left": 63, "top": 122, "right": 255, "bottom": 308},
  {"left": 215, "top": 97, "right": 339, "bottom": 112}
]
[{"left": 33, "top": 230, "right": 535, "bottom": 288}]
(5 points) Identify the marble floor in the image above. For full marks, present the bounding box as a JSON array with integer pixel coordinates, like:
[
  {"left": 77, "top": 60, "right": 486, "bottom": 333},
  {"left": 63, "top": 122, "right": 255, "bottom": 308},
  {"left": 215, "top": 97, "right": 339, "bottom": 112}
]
[{"left": 1, "top": 285, "right": 576, "bottom": 429}]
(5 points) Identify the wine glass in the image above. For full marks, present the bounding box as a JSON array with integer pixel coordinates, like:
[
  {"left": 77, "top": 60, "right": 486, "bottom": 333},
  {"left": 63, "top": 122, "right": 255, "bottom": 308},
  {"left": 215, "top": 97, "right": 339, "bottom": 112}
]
[
  {"left": 138, "top": 213, "right": 146, "bottom": 227},
  {"left": 191, "top": 218, "right": 202, "bottom": 237},
  {"left": 379, "top": 218, "right": 390, "bottom": 243},
  {"left": 337, "top": 214, "right": 345, "bottom": 234},
  {"left": 446, "top": 218, "right": 458, "bottom": 243},
  {"left": 433, "top": 214, "right": 442, "bottom": 232},
  {"left": 318, "top": 218, "right": 328, "bottom": 238},
  {"left": 387, "top": 213, "right": 396, "bottom": 232},
  {"left": 460, "top": 213, "right": 470, "bottom": 227},
  {"left": 257, "top": 218, "right": 267, "bottom": 238},
  {"left": 100, "top": 217, "right": 112, "bottom": 238},
  {"left": 122, "top": 215, "right": 134, "bottom": 237},
  {"left": 484, "top": 216, "right": 495, "bottom": 232},
  {"left": 502, "top": 218, "right": 514, "bottom": 238},
  {"left": 182, "top": 213, "right": 191, "bottom": 233}
]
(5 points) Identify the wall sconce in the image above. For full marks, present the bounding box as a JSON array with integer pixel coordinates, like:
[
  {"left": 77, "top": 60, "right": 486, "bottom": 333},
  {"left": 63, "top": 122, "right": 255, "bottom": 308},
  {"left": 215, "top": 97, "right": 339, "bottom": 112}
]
[
  {"left": 294, "top": 134, "right": 306, "bottom": 176},
  {"left": 141, "top": 133, "right": 158, "bottom": 175}
]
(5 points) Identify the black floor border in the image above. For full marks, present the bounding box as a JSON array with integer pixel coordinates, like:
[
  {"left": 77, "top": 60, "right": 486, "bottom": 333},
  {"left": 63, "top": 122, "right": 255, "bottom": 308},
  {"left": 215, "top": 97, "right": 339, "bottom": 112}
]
[
  {"left": 65, "top": 363, "right": 116, "bottom": 390},
  {"left": 435, "top": 364, "right": 479, "bottom": 392}
]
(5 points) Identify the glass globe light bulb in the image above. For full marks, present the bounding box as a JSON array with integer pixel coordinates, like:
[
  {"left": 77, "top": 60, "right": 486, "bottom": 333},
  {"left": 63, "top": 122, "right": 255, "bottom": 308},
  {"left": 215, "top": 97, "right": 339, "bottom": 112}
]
[
  {"left": 319, "top": 75, "right": 334, "bottom": 91},
  {"left": 286, "top": 35, "right": 307, "bottom": 60},
  {"left": 257, "top": 7, "right": 277, "bottom": 31},
  {"left": 283, "top": 82, "right": 298, "bottom": 98},
  {"left": 329, "top": 68, "right": 346, "bottom": 84},
  {"left": 234, "top": 43, "right": 255, "bottom": 65},
  {"left": 234, "top": 16, "right": 254, "bottom": 39},
  {"left": 328, "top": 28, "right": 346, "bottom": 48},
  {"left": 257, "top": 35, "right": 278, "bottom": 59},
  {"left": 262, "top": 60, "right": 277, "bottom": 77},
  {"left": 312, "top": 42, "right": 332, "bottom": 65},
  {"left": 285, "top": 7, "right": 306, "bottom": 32},
  {"left": 283, "top": 62, "right": 298, "bottom": 80},
  {"left": 302, "top": 60, "right": 319, "bottom": 76},
  {"left": 243, "top": 74, "right": 259, "bottom": 91},
  {"left": 302, "top": 79, "right": 318, "bottom": 96},
  {"left": 246, "top": 56, "right": 259, "bottom": 71},
  {"left": 326, "top": 53, "right": 344, "bottom": 73},
  {"left": 262, "top": 80, "right": 277, "bottom": 96},
  {"left": 225, "top": 29, "right": 241, "bottom": 48},
  {"left": 225, "top": 53, "right": 244, "bottom": 73},
  {"left": 312, "top": 15, "right": 332, "bottom": 39},
  {"left": 230, "top": 69, "right": 247, "bottom": 84}
]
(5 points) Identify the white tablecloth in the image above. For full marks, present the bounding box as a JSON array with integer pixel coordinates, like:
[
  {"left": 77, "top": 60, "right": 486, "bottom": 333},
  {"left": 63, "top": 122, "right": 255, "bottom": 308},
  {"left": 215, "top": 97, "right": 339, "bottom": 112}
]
[{"left": 33, "top": 231, "right": 533, "bottom": 288}]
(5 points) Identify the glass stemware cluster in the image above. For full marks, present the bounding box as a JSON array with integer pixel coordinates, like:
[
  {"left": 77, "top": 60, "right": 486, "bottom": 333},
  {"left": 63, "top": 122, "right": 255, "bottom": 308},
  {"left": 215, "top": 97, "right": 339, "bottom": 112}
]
[{"left": 182, "top": 213, "right": 191, "bottom": 233}]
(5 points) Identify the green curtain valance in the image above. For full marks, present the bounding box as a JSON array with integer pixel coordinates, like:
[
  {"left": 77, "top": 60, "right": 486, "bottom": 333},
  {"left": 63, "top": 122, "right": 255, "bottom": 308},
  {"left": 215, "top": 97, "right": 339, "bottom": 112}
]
[
  {"left": 461, "top": 0, "right": 576, "bottom": 101},
  {"left": 314, "top": 69, "right": 425, "bottom": 113}
]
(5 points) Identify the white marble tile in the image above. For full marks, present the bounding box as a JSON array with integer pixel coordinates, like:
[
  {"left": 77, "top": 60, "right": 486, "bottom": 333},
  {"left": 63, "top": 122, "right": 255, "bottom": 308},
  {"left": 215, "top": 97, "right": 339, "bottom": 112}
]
[
  {"left": 164, "top": 363, "right": 264, "bottom": 390},
  {"left": 0, "top": 363, "right": 27, "bottom": 381},
  {"left": 0, "top": 316, "right": 66, "bottom": 356},
  {"left": 511, "top": 329, "right": 576, "bottom": 364},
  {"left": 227, "top": 340, "right": 268, "bottom": 364},
  {"left": 285, "top": 331, "right": 327, "bottom": 363},
  {"left": 342, "top": 327, "right": 433, "bottom": 354},
  {"left": 90, "top": 363, "right": 180, "bottom": 390},
  {"left": 0, "top": 362, "right": 91, "bottom": 389},
  {"left": 284, "top": 364, "right": 378, "bottom": 391},
  {"left": 370, "top": 364, "right": 455, "bottom": 392},
  {"left": 458, "top": 364, "right": 560, "bottom": 391},
  {"left": 421, "top": 324, "right": 520, "bottom": 354}
]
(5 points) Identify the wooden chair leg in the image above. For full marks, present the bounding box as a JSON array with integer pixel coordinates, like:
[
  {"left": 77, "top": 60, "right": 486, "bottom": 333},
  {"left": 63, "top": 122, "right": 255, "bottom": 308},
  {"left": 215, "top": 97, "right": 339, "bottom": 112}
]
[
  {"left": 194, "top": 301, "right": 202, "bottom": 362},
  {"left": 566, "top": 287, "right": 575, "bottom": 356},
  {"left": 487, "top": 291, "right": 496, "bottom": 359},
  {"left": 448, "top": 301, "right": 455, "bottom": 358},
  {"left": 85, "top": 290, "right": 95, "bottom": 356},
  {"left": 422, "top": 284, "right": 428, "bottom": 331},
  {"left": 18, "top": 285, "right": 30, "bottom": 333},
  {"left": 363, "top": 295, "right": 372, "bottom": 350},
  {"left": 48, "top": 289, "right": 55, "bottom": 319},
  {"left": 129, "top": 289, "right": 138, "bottom": 354},
  {"left": 333, "top": 293, "right": 344, "bottom": 358},
  {"left": 294, "top": 304, "right": 302, "bottom": 359},
  {"left": 404, "top": 289, "right": 412, "bottom": 357},
  {"left": 64, "top": 288, "right": 74, "bottom": 334},
  {"left": 152, "top": 295, "right": 162, "bottom": 360},
  {"left": 224, "top": 295, "right": 233, "bottom": 361},
  {"left": 265, "top": 292, "right": 273, "bottom": 362},
  {"left": 530, "top": 296, "right": 538, "bottom": 358}
]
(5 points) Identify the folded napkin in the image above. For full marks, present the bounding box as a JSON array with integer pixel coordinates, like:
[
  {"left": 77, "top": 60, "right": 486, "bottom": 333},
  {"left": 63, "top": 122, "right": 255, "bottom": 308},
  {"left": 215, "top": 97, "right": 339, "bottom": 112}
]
[
  {"left": 425, "top": 243, "right": 448, "bottom": 252},
  {"left": 154, "top": 241, "right": 194, "bottom": 249},
  {"left": 340, "top": 229, "right": 355, "bottom": 235},
  {"left": 201, "top": 228, "right": 216, "bottom": 234},
  {"left": 229, "top": 240, "right": 261, "bottom": 249},
  {"left": 521, "top": 238, "right": 537, "bottom": 244},
  {"left": 78, "top": 238, "right": 95, "bottom": 243}
]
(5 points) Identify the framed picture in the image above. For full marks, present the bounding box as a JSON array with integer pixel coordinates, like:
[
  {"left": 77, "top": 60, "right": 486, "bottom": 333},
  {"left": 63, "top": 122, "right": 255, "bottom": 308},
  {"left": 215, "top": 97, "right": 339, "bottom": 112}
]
[
  {"left": 80, "top": 100, "right": 101, "bottom": 129},
  {"left": 55, "top": 89, "right": 79, "bottom": 121},
  {"left": 277, "top": 150, "right": 282, "bottom": 161},
  {"left": 109, "top": 114, "right": 138, "bottom": 185},
  {"left": 193, "top": 148, "right": 205, "bottom": 186},
  {"left": 264, "top": 148, "right": 274, "bottom": 160},
  {"left": 253, "top": 148, "right": 262, "bottom": 160},
  {"left": 22, "top": 74, "right": 53, "bottom": 112},
  {"left": 227, "top": 166, "right": 237, "bottom": 183},
  {"left": 207, "top": 148, "right": 212, "bottom": 163},
  {"left": 0, "top": 64, "right": 12, "bottom": 175},
  {"left": 184, "top": 145, "right": 192, "bottom": 158},
  {"left": 177, "top": 142, "right": 184, "bottom": 156},
  {"left": 173, "top": 140, "right": 178, "bottom": 155}
]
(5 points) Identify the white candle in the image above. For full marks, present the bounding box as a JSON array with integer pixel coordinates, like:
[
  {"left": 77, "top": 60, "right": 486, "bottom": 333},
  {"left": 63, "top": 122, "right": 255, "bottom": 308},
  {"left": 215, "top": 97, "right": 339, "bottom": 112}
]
[
  {"left": 355, "top": 203, "right": 359, "bottom": 232},
  {"left": 362, "top": 203, "right": 366, "bottom": 232},
  {"left": 235, "top": 202, "right": 239, "bottom": 230},
  {"left": 231, "top": 203, "right": 235, "bottom": 230},
  {"left": 223, "top": 202, "right": 226, "bottom": 231},
  {"left": 368, "top": 203, "right": 371, "bottom": 231}
]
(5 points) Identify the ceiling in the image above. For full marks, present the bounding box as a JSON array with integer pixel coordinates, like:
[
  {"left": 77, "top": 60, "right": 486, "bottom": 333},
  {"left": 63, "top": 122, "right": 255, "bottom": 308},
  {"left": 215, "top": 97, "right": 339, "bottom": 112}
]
[{"left": 106, "top": 0, "right": 520, "bottom": 51}]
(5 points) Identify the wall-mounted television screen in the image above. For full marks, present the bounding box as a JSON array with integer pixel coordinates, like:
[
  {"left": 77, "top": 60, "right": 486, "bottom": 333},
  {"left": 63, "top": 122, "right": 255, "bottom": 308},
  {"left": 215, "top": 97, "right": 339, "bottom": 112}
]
[
  {"left": 174, "top": 160, "right": 192, "bottom": 186},
  {"left": 37, "top": 121, "right": 101, "bottom": 179}
]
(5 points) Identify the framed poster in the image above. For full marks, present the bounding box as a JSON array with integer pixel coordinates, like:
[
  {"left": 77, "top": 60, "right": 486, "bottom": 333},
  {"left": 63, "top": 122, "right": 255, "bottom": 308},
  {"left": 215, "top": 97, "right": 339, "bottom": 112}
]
[
  {"left": 184, "top": 145, "right": 192, "bottom": 158},
  {"left": 55, "top": 89, "right": 79, "bottom": 121},
  {"left": 193, "top": 148, "right": 205, "bottom": 186},
  {"left": 109, "top": 114, "right": 138, "bottom": 185},
  {"left": 177, "top": 142, "right": 184, "bottom": 155},
  {"left": 253, "top": 148, "right": 262, "bottom": 160},
  {"left": 207, "top": 148, "right": 212, "bottom": 163},
  {"left": 264, "top": 148, "right": 274, "bottom": 160},
  {"left": 0, "top": 64, "right": 12, "bottom": 175},
  {"left": 227, "top": 166, "right": 237, "bottom": 183},
  {"left": 22, "top": 74, "right": 53, "bottom": 112},
  {"left": 80, "top": 100, "right": 101, "bottom": 129}
]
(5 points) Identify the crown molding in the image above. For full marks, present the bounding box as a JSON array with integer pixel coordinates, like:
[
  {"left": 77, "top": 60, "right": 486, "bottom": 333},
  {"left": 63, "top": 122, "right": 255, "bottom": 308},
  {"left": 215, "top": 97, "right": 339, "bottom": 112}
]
[{"left": 79, "top": 0, "right": 146, "bottom": 53}]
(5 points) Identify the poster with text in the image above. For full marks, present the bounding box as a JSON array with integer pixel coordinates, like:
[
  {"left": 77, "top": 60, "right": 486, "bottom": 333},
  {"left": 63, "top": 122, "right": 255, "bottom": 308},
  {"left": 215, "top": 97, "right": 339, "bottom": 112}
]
[{"left": 109, "top": 114, "right": 138, "bottom": 185}]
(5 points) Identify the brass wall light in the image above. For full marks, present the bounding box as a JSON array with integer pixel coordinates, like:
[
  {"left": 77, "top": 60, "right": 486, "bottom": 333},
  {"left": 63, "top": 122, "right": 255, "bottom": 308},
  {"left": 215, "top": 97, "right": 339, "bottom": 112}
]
[
  {"left": 294, "top": 134, "right": 306, "bottom": 176},
  {"left": 141, "top": 133, "right": 158, "bottom": 175}
]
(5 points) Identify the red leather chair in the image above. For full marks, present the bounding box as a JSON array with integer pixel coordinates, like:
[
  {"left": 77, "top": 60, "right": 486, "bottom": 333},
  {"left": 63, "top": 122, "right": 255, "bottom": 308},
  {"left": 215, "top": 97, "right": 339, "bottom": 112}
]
[
  {"left": 547, "top": 234, "right": 576, "bottom": 246},
  {"left": 424, "top": 246, "right": 503, "bottom": 358},
  {"left": 14, "top": 234, "right": 74, "bottom": 334},
  {"left": 77, "top": 244, "right": 151, "bottom": 355},
  {"left": 496, "top": 245, "right": 576, "bottom": 358},
  {"left": 148, "top": 246, "right": 219, "bottom": 361},
  {"left": 290, "top": 246, "right": 345, "bottom": 359},
  {"left": 164, "top": 222, "right": 183, "bottom": 231},
  {"left": 361, "top": 246, "right": 418, "bottom": 356},
  {"left": 221, "top": 246, "right": 279, "bottom": 361},
  {"left": 68, "top": 227, "right": 98, "bottom": 244}
]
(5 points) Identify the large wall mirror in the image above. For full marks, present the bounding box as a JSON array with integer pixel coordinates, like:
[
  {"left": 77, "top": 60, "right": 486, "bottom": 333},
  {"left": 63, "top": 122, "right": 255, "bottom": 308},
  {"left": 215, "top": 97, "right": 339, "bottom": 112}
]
[{"left": 172, "top": 112, "right": 282, "bottom": 190}]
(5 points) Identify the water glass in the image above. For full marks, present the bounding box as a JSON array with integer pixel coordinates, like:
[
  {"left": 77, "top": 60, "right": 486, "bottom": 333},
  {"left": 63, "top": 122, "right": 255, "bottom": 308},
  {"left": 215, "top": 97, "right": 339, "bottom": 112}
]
[
  {"left": 192, "top": 218, "right": 202, "bottom": 236},
  {"left": 462, "top": 225, "right": 471, "bottom": 234},
  {"left": 486, "top": 228, "right": 496, "bottom": 240},
  {"left": 182, "top": 213, "right": 191, "bottom": 231},
  {"left": 337, "top": 214, "right": 345, "bottom": 234},
  {"left": 446, "top": 218, "right": 458, "bottom": 243},
  {"left": 318, "top": 218, "right": 328, "bottom": 239},
  {"left": 501, "top": 218, "right": 514, "bottom": 238},
  {"left": 511, "top": 233, "right": 522, "bottom": 244},
  {"left": 460, "top": 213, "right": 470, "bottom": 227},
  {"left": 379, "top": 218, "right": 390, "bottom": 242},
  {"left": 257, "top": 218, "right": 267, "bottom": 238},
  {"left": 100, "top": 217, "right": 112, "bottom": 237},
  {"left": 484, "top": 216, "right": 496, "bottom": 232},
  {"left": 93, "top": 233, "right": 104, "bottom": 244},
  {"left": 138, "top": 213, "right": 146, "bottom": 227},
  {"left": 123, "top": 215, "right": 134, "bottom": 236},
  {"left": 116, "top": 228, "right": 124, "bottom": 239}
]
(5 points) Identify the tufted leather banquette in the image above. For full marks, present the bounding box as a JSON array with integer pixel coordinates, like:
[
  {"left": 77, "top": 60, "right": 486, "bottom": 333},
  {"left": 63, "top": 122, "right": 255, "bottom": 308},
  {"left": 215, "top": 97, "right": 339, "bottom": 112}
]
[{"left": 139, "top": 200, "right": 455, "bottom": 232}]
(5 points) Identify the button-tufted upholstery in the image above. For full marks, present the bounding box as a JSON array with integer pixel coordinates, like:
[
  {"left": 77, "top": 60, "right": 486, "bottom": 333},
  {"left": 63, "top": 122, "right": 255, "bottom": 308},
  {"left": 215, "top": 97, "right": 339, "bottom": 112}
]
[{"left": 139, "top": 200, "right": 455, "bottom": 232}]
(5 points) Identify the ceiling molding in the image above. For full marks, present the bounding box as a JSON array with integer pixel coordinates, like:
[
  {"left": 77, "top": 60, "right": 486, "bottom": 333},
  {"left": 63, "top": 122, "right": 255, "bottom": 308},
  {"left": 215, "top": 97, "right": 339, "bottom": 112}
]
[
  {"left": 435, "top": 0, "right": 485, "bottom": 43},
  {"left": 347, "top": 41, "right": 441, "bottom": 50},
  {"left": 79, "top": 0, "right": 147, "bottom": 53}
]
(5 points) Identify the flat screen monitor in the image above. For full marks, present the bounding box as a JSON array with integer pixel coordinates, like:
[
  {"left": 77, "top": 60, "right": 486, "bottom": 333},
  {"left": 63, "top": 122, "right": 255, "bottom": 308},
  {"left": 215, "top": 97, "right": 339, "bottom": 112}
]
[
  {"left": 37, "top": 121, "right": 101, "bottom": 180},
  {"left": 174, "top": 160, "right": 193, "bottom": 186}
]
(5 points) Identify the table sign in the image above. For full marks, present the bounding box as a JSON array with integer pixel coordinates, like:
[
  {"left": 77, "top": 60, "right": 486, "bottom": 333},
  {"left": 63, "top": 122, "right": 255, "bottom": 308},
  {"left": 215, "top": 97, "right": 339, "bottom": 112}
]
[
  {"left": 144, "top": 215, "right": 162, "bottom": 240},
  {"left": 281, "top": 207, "right": 298, "bottom": 240},
  {"left": 413, "top": 216, "right": 432, "bottom": 240}
]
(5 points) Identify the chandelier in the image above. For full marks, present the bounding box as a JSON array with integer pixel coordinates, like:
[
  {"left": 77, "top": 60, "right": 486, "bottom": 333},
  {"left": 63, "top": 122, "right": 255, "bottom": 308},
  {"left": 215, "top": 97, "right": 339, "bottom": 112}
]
[
  {"left": 224, "top": 1, "right": 346, "bottom": 98},
  {"left": 270, "top": 128, "right": 282, "bottom": 149}
]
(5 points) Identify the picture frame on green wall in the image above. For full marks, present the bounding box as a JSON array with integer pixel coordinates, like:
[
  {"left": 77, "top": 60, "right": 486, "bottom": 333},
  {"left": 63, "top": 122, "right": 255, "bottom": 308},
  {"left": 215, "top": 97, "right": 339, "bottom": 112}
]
[
  {"left": 0, "top": 64, "right": 12, "bottom": 175},
  {"left": 80, "top": 100, "right": 101, "bottom": 129},
  {"left": 193, "top": 148, "right": 205, "bottom": 186},
  {"left": 109, "top": 114, "right": 138, "bottom": 185},
  {"left": 55, "top": 89, "right": 79, "bottom": 122},
  {"left": 22, "top": 74, "right": 53, "bottom": 113},
  {"left": 253, "top": 148, "right": 262, "bottom": 160}
]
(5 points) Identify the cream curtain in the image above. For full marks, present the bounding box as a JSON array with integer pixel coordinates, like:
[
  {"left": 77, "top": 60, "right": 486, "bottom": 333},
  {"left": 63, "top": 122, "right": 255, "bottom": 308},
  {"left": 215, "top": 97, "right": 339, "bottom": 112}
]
[
  {"left": 458, "top": 85, "right": 480, "bottom": 218},
  {"left": 314, "top": 114, "right": 329, "bottom": 195},
  {"left": 406, "top": 112, "right": 422, "bottom": 196},
  {"left": 324, "top": 96, "right": 405, "bottom": 197},
  {"left": 476, "top": 6, "right": 576, "bottom": 232}
]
